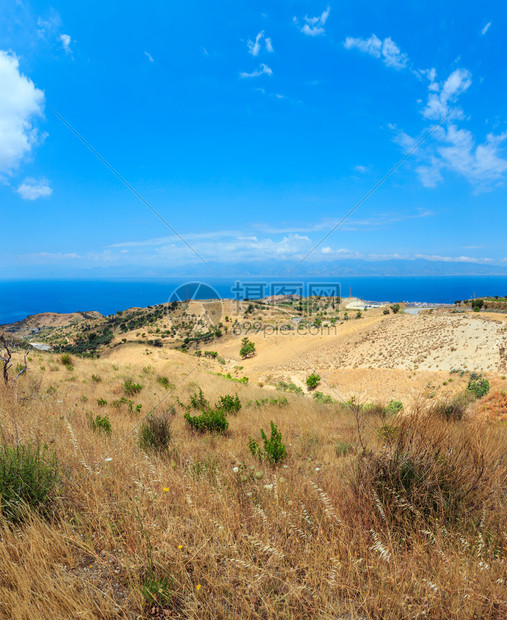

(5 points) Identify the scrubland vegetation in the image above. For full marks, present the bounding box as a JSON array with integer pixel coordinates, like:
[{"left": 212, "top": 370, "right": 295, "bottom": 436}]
[{"left": 0, "top": 347, "right": 505, "bottom": 619}]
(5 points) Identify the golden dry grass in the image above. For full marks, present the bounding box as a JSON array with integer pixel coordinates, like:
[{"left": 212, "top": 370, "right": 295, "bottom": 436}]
[{"left": 0, "top": 349, "right": 506, "bottom": 619}]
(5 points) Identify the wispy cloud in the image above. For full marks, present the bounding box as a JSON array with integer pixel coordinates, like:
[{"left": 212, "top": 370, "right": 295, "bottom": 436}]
[
  {"left": 343, "top": 34, "right": 408, "bottom": 70},
  {"left": 247, "top": 31, "right": 273, "bottom": 56},
  {"left": 16, "top": 178, "right": 52, "bottom": 200},
  {"left": 481, "top": 21, "right": 492, "bottom": 36},
  {"left": 421, "top": 68, "right": 471, "bottom": 120},
  {"left": 294, "top": 7, "right": 330, "bottom": 37},
  {"left": 144, "top": 51, "right": 154, "bottom": 62},
  {"left": 391, "top": 67, "right": 507, "bottom": 189},
  {"left": 60, "top": 33, "right": 72, "bottom": 54},
  {"left": 354, "top": 165, "right": 368, "bottom": 173},
  {"left": 240, "top": 63, "right": 272, "bottom": 78}
]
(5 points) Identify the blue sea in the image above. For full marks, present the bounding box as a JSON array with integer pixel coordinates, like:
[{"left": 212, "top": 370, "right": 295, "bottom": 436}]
[{"left": 1, "top": 276, "right": 506, "bottom": 325}]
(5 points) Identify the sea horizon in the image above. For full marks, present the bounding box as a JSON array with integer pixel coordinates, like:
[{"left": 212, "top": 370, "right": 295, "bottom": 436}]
[{"left": 2, "top": 275, "right": 506, "bottom": 325}]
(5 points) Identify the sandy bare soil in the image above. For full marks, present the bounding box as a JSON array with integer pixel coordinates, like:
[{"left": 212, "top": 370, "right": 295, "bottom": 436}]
[{"left": 280, "top": 313, "right": 507, "bottom": 374}]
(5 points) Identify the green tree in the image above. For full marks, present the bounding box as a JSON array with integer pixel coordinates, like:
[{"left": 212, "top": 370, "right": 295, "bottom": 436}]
[
  {"left": 306, "top": 372, "right": 320, "bottom": 390},
  {"left": 240, "top": 337, "right": 256, "bottom": 359}
]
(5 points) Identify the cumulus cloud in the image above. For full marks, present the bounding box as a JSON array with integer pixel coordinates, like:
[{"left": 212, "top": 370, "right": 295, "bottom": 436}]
[
  {"left": 0, "top": 51, "right": 45, "bottom": 177},
  {"left": 294, "top": 7, "right": 330, "bottom": 37},
  {"left": 240, "top": 63, "right": 272, "bottom": 78},
  {"left": 16, "top": 178, "right": 52, "bottom": 200},
  {"left": 60, "top": 33, "right": 72, "bottom": 54},
  {"left": 343, "top": 34, "right": 408, "bottom": 69}
]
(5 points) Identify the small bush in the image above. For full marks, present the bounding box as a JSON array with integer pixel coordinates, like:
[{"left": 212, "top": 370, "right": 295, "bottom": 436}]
[
  {"left": 354, "top": 414, "right": 497, "bottom": 528},
  {"left": 141, "top": 574, "right": 174, "bottom": 606},
  {"left": 467, "top": 377, "right": 490, "bottom": 399},
  {"left": 91, "top": 374, "right": 101, "bottom": 383},
  {"left": 97, "top": 398, "right": 107, "bottom": 407},
  {"left": 383, "top": 308, "right": 390, "bottom": 315},
  {"left": 139, "top": 414, "right": 172, "bottom": 452},
  {"left": 60, "top": 353, "right": 73, "bottom": 370},
  {"left": 189, "top": 388, "right": 210, "bottom": 410},
  {"left": 217, "top": 394, "right": 242, "bottom": 414},
  {"left": 184, "top": 408, "right": 228, "bottom": 434},
  {"left": 306, "top": 373, "right": 321, "bottom": 390},
  {"left": 313, "top": 391, "right": 333, "bottom": 404},
  {"left": 124, "top": 380, "right": 143, "bottom": 396},
  {"left": 248, "top": 421, "right": 287, "bottom": 465},
  {"left": 0, "top": 442, "right": 60, "bottom": 523},
  {"left": 157, "top": 376, "right": 173, "bottom": 390},
  {"left": 111, "top": 397, "right": 134, "bottom": 412},
  {"left": 384, "top": 400, "right": 403, "bottom": 416},
  {"left": 90, "top": 414, "right": 112, "bottom": 436},
  {"left": 431, "top": 396, "right": 469, "bottom": 421},
  {"left": 277, "top": 381, "right": 304, "bottom": 395}
]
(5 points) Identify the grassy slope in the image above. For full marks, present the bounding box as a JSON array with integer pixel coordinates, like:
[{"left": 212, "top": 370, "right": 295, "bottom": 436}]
[{"left": 0, "top": 346, "right": 506, "bottom": 618}]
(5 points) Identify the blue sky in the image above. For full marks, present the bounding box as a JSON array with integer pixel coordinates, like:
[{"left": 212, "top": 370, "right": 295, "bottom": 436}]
[{"left": 1, "top": 1, "right": 506, "bottom": 277}]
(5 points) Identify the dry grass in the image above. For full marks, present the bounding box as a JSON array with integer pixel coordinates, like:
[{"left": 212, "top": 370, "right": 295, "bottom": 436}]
[{"left": 0, "top": 350, "right": 506, "bottom": 618}]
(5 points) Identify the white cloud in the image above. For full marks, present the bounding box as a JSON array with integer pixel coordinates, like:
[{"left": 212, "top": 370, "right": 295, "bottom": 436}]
[
  {"left": 0, "top": 51, "right": 45, "bottom": 176},
  {"left": 144, "top": 51, "right": 154, "bottom": 62},
  {"left": 295, "top": 6, "right": 330, "bottom": 37},
  {"left": 344, "top": 34, "right": 382, "bottom": 57},
  {"left": 247, "top": 31, "right": 273, "bottom": 56},
  {"left": 60, "top": 33, "right": 72, "bottom": 54},
  {"left": 481, "top": 22, "right": 491, "bottom": 36},
  {"left": 343, "top": 35, "right": 408, "bottom": 70},
  {"left": 422, "top": 68, "right": 471, "bottom": 120},
  {"left": 16, "top": 178, "right": 52, "bottom": 200},
  {"left": 247, "top": 32, "right": 263, "bottom": 56},
  {"left": 354, "top": 165, "right": 368, "bottom": 173},
  {"left": 393, "top": 67, "right": 507, "bottom": 189},
  {"left": 240, "top": 63, "right": 272, "bottom": 79}
]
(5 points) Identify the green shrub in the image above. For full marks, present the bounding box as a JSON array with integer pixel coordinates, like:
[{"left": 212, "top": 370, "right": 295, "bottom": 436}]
[
  {"left": 60, "top": 353, "right": 73, "bottom": 370},
  {"left": 466, "top": 377, "right": 490, "bottom": 399},
  {"left": 217, "top": 394, "right": 242, "bottom": 415},
  {"left": 383, "top": 308, "right": 390, "bottom": 315},
  {"left": 184, "top": 408, "right": 228, "bottom": 434},
  {"left": 248, "top": 421, "right": 287, "bottom": 465},
  {"left": 90, "top": 414, "right": 112, "bottom": 436},
  {"left": 189, "top": 388, "right": 210, "bottom": 410},
  {"left": 124, "top": 379, "right": 143, "bottom": 396},
  {"left": 139, "top": 414, "right": 172, "bottom": 452},
  {"left": 97, "top": 398, "right": 107, "bottom": 407},
  {"left": 91, "top": 374, "right": 101, "bottom": 383},
  {"left": 313, "top": 391, "right": 333, "bottom": 404},
  {"left": 141, "top": 574, "right": 174, "bottom": 606},
  {"left": 0, "top": 442, "right": 60, "bottom": 523},
  {"left": 277, "top": 381, "right": 304, "bottom": 395},
  {"left": 111, "top": 396, "right": 134, "bottom": 412},
  {"left": 384, "top": 400, "right": 403, "bottom": 416},
  {"left": 157, "top": 376, "right": 173, "bottom": 390},
  {"left": 306, "top": 373, "right": 320, "bottom": 390}
]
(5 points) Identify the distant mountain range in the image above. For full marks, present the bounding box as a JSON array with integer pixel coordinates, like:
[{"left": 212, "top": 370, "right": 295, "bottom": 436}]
[{"left": 11, "top": 258, "right": 507, "bottom": 278}]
